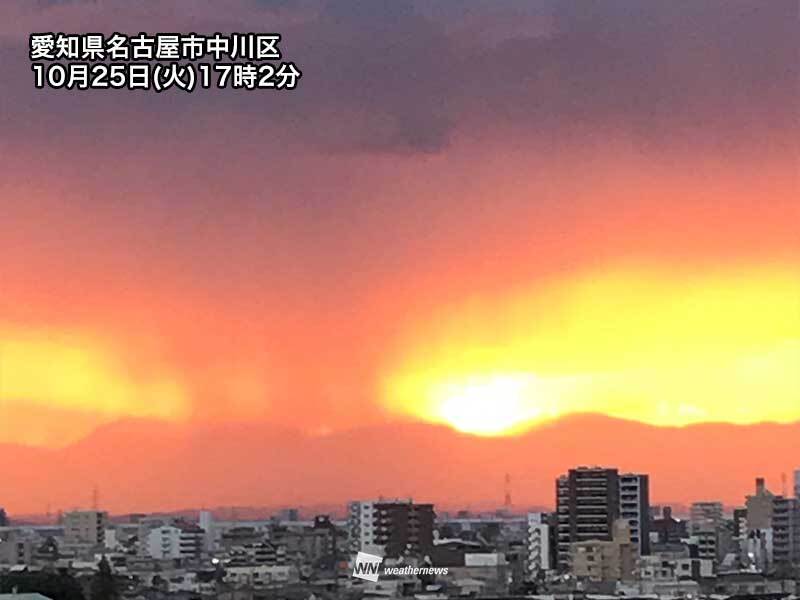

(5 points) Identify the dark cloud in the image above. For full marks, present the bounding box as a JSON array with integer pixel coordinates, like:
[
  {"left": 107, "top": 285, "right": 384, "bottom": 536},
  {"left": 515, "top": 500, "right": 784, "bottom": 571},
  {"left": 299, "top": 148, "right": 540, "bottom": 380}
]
[{"left": 1, "top": 0, "right": 797, "bottom": 156}]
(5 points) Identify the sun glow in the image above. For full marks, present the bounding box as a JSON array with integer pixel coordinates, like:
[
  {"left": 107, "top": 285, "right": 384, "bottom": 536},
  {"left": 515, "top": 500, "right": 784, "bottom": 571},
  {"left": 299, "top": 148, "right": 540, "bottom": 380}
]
[
  {"left": 432, "top": 374, "right": 546, "bottom": 436},
  {"left": 0, "top": 328, "right": 189, "bottom": 445},
  {"left": 382, "top": 265, "right": 800, "bottom": 435}
]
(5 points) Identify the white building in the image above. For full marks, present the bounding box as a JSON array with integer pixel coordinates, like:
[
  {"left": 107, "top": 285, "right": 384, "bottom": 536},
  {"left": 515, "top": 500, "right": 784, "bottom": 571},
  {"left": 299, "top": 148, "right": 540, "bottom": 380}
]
[
  {"left": 347, "top": 498, "right": 434, "bottom": 557},
  {"left": 526, "top": 513, "right": 551, "bottom": 575},
  {"left": 103, "top": 528, "right": 119, "bottom": 552},
  {"left": 146, "top": 523, "right": 204, "bottom": 560},
  {"left": 199, "top": 510, "right": 214, "bottom": 552},
  {"left": 348, "top": 501, "right": 379, "bottom": 554},
  {"left": 619, "top": 473, "right": 650, "bottom": 556}
]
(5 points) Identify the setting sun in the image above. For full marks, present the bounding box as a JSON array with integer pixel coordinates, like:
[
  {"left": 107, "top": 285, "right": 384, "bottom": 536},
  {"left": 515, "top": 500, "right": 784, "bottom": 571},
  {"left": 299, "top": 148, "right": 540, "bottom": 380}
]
[
  {"left": 382, "top": 265, "right": 800, "bottom": 435},
  {"left": 431, "top": 374, "right": 545, "bottom": 436}
]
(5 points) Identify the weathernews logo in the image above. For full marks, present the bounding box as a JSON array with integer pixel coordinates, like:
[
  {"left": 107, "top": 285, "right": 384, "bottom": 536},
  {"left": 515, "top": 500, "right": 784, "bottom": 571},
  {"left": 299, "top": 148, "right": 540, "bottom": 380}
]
[
  {"left": 351, "top": 552, "right": 449, "bottom": 582},
  {"left": 352, "top": 551, "right": 383, "bottom": 582}
]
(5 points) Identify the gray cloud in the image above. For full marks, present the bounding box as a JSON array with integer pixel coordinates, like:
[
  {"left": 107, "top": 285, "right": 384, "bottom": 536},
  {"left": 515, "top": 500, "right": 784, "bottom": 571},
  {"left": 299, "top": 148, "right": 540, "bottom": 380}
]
[{"left": 1, "top": 0, "right": 797, "bottom": 156}]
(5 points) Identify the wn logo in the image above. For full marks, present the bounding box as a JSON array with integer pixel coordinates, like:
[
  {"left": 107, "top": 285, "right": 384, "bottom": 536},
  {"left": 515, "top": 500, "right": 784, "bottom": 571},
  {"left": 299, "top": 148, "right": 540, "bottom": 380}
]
[{"left": 352, "top": 551, "right": 383, "bottom": 582}]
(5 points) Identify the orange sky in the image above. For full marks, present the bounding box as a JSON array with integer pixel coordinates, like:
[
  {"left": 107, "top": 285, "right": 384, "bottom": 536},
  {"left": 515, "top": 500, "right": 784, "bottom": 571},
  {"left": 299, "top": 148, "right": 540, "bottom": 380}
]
[
  {"left": 0, "top": 0, "right": 798, "bottom": 511},
  {"left": 2, "top": 146, "right": 797, "bottom": 447}
]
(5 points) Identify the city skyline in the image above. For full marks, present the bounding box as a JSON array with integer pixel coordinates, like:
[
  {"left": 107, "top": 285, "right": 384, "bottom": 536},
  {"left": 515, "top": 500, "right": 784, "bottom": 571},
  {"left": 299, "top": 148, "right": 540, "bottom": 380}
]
[
  {"left": 0, "top": 465, "right": 800, "bottom": 584},
  {"left": 5, "top": 462, "right": 799, "bottom": 526},
  {"left": 1, "top": 415, "right": 797, "bottom": 515},
  {"left": 2, "top": 462, "right": 799, "bottom": 598}
]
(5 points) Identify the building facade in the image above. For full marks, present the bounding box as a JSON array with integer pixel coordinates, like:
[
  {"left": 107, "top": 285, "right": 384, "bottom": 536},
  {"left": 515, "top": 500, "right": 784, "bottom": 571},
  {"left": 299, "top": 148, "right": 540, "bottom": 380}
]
[
  {"left": 619, "top": 472, "right": 651, "bottom": 556},
  {"left": 0, "top": 528, "right": 34, "bottom": 565},
  {"left": 348, "top": 499, "right": 434, "bottom": 558},
  {"left": 794, "top": 469, "right": 800, "bottom": 500},
  {"left": 771, "top": 496, "right": 800, "bottom": 574},
  {"left": 690, "top": 502, "right": 724, "bottom": 531},
  {"left": 570, "top": 519, "right": 636, "bottom": 583},
  {"left": 526, "top": 512, "right": 551, "bottom": 575},
  {"left": 651, "top": 506, "right": 688, "bottom": 544},
  {"left": 146, "top": 522, "right": 204, "bottom": 560},
  {"left": 746, "top": 478, "right": 774, "bottom": 531},
  {"left": 63, "top": 510, "right": 108, "bottom": 546},
  {"left": 556, "top": 467, "right": 620, "bottom": 569}
]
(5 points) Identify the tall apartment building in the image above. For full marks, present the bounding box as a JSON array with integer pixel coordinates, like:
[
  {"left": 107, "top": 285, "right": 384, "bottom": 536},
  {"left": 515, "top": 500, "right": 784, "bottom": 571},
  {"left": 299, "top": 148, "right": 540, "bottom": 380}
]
[
  {"left": 63, "top": 510, "right": 108, "bottom": 546},
  {"left": 526, "top": 512, "right": 552, "bottom": 575},
  {"left": 348, "top": 499, "right": 434, "bottom": 558},
  {"left": 771, "top": 496, "right": 800, "bottom": 574},
  {"left": 619, "top": 473, "right": 651, "bottom": 555},
  {"left": 556, "top": 467, "right": 620, "bottom": 569},
  {"left": 555, "top": 467, "right": 652, "bottom": 569}
]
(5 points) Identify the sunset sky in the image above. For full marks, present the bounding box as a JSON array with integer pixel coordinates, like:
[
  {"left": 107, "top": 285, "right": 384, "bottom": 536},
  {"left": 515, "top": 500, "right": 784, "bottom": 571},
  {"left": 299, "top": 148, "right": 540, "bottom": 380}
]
[{"left": 0, "top": 1, "right": 798, "bottom": 510}]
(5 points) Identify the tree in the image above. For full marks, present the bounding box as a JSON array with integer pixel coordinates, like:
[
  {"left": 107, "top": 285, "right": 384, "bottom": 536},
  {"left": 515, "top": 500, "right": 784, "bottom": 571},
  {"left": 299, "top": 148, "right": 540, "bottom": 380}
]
[
  {"left": 89, "top": 556, "right": 118, "bottom": 600},
  {"left": 0, "top": 570, "right": 85, "bottom": 600}
]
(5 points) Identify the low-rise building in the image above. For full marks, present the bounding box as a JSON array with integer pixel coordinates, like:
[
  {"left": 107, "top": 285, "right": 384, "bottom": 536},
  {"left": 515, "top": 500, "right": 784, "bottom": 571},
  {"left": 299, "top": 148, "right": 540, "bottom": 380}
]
[
  {"left": 0, "top": 528, "right": 35, "bottom": 565},
  {"left": 145, "top": 521, "right": 204, "bottom": 560},
  {"left": 650, "top": 506, "right": 687, "bottom": 544},
  {"left": 569, "top": 519, "right": 636, "bottom": 583},
  {"left": 639, "top": 549, "right": 714, "bottom": 582},
  {"left": 690, "top": 501, "right": 724, "bottom": 531},
  {"left": 223, "top": 564, "right": 295, "bottom": 588},
  {"left": 63, "top": 511, "right": 108, "bottom": 547}
]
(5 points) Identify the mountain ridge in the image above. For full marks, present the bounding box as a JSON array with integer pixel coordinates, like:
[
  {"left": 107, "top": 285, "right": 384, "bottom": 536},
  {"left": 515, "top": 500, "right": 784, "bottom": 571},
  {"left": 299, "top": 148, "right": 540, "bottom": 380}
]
[{"left": 2, "top": 414, "right": 796, "bottom": 515}]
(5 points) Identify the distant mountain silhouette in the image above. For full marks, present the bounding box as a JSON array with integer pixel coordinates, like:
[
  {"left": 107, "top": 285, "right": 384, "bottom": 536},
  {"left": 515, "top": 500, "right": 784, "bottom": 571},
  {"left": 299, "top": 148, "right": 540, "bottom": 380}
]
[{"left": 2, "top": 414, "right": 797, "bottom": 515}]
